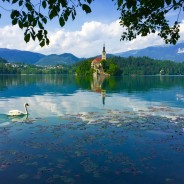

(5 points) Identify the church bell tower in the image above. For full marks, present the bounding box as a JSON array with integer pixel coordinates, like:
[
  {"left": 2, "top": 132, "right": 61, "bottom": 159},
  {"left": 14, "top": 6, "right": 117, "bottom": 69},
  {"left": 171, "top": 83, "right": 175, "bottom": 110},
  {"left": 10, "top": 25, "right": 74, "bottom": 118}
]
[{"left": 102, "top": 44, "right": 106, "bottom": 60}]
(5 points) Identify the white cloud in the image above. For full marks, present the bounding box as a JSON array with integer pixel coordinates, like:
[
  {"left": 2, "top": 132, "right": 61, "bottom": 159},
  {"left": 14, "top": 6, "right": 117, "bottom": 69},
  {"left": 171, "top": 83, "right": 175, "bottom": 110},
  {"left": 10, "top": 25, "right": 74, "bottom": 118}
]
[
  {"left": 0, "top": 20, "right": 184, "bottom": 57},
  {"left": 1, "top": 91, "right": 184, "bottom": 122}
]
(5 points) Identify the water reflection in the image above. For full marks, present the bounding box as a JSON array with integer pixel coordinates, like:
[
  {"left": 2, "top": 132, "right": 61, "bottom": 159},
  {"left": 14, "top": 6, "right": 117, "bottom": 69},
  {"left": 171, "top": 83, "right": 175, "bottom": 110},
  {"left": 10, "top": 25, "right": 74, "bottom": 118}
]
[
  {"left": 1, "top": 75, "right": 184, "bottom": 117},
  {"left": 1, "top": 75, "right": 184, "bottom": 183},
  {"left": 91, "top": 75, "right": 106, "bottom": 106},
  {"left": 8, "top": 114, "right": 29, "bottom": 123},
  {"left": 101, "top": 90, "right": 106, "bottom": 106},
  {"left": 91, "top": 75, "right": 105, "bottom": 93},
  {"left": 1, "top": 75, "right": 184, "bottom": 94}
]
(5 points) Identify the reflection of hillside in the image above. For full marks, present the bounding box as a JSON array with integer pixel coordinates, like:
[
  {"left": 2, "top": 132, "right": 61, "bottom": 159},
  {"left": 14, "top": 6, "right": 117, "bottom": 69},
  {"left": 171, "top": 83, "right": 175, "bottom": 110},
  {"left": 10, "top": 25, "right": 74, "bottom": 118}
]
[
  {"left": 0, "top": 75, "right": 77, "bottom": 88},
  {"left": 0, "top": 75, "right": 80, "bottom": 98},
  {"left": 75, "top": 76, "right": 91, "bottom": 90},
  {"left": 1, "top": 75, "right": 184, "bottom": 99},
  {"left": 76, "top": 76, "right": 184, "bottom": 93},
  {"left": 102, "top": 76, "right": 184, "bottom": 93}
]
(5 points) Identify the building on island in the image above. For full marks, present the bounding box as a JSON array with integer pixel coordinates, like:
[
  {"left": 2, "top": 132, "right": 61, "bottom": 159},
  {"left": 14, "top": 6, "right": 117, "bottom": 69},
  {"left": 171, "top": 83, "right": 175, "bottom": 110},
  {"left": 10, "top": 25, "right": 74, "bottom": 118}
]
[
  {"left": 91, "top": 57, "right": 104, "bottom": 76},
  {"left": 91, "top": 44, "right": 108, "bottom": 77},
  {"left": 102, "top": 43, "right": 106, "bottom": 60}
]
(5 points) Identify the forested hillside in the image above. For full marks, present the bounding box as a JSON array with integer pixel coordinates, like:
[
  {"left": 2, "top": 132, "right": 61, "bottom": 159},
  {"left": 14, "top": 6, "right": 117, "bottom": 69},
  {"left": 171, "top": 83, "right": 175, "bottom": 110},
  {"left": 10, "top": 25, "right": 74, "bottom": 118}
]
[
  {"left": 76, "top": 56, "right": 184, "bottom": 76},
  {"left": 1, "top": 56, "right": 184, "bottom": 76},
  {"left": 114, "top": 56, "right": 184, "bottom": 75}
]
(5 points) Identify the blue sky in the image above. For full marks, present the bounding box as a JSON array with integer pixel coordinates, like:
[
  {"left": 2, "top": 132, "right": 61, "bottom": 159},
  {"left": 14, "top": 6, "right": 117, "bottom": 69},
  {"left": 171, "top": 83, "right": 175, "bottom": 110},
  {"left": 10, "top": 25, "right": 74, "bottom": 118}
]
[{"left": 0, "top": 0, "right": 184, "bottom": 57}]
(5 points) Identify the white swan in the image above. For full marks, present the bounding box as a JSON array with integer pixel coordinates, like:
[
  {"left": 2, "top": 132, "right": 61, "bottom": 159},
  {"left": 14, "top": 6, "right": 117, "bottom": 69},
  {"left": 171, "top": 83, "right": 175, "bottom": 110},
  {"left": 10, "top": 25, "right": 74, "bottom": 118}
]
[{"left": 7, "top": 103, "right": 29, "bottom": 116}]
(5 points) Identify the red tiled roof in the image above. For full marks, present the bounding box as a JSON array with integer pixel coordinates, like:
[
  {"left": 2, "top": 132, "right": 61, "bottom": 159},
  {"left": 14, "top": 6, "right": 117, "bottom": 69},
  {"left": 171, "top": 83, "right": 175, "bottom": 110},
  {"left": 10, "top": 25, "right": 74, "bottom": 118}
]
[{"left": 92, "top": 57, "right": 102, "bottom": 63}]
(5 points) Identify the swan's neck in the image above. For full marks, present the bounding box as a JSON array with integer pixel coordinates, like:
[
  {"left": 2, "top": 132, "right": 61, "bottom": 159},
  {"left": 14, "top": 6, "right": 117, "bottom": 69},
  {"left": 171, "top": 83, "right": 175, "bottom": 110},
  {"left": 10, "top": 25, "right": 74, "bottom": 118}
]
[{"left": 24, "top": 105, "right": 28, "bottom": 115}]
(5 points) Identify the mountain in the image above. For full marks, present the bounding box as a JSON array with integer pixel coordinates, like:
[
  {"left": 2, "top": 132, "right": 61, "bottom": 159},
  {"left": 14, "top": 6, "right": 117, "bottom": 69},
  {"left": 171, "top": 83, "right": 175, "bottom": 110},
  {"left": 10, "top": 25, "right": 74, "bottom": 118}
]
[
  {"left": 36, "top": 53, "right": 81, "bottom": 66},
  {"left": 115, "top": 42, "right": 184, "bottom": 62},
  {"left": 0, "top": 57, "right": 7, "bottom": 63},
  {"left": 0, "top": 48, "right": 45, "bottom": 64}
]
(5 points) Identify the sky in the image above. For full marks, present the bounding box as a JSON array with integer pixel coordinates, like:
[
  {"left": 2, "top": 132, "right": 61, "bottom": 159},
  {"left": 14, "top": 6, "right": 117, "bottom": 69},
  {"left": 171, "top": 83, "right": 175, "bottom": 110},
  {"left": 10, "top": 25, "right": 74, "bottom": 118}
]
[{"left": 0, "top": 0, "right": 184, "bottom": 57}]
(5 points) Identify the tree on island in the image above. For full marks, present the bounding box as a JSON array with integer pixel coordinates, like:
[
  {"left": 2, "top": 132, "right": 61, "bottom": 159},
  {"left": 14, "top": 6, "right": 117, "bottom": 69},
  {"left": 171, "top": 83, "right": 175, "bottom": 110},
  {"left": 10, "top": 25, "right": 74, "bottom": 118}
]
[{"left": 0, "top": 0, "right": 183, "bottom": 46}]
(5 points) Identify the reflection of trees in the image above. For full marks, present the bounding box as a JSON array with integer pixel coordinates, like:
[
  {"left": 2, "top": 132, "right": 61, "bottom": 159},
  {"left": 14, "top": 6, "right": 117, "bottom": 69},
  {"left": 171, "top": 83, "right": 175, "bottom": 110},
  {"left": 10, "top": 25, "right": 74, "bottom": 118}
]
[
  {"left": 75, "top": 76, "right": 91, "bottom": 90},
  {"left": 102, "top": 76, "right": 184, "bottom": 93},
  {"left": 0, "top": 75, "right": 77, "bottom": 90},
  {"left": 0, "top": 75, "right": 80, "bottom": 97},
  {"left": 1, "top": 75, "right": 184, "bottom": 95}
]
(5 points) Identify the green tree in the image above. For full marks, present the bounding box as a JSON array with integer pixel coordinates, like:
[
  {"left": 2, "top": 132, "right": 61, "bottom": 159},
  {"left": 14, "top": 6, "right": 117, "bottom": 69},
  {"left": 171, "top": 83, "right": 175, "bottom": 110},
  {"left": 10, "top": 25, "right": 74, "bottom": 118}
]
[
  {"left": 0, "top": 0, "right": 93, "bottom": 47},
  {"left": 107, "top": 63, "right": 120, "bottom": 76},
  {"left": 76, "top": 59, "right": 93, "bottom": 76},
  {"left": 0, "top": 0, "right": 183, "bottom": 46},
  {"left": 117, "top": 0, "right": 183, "bottom": 44}
]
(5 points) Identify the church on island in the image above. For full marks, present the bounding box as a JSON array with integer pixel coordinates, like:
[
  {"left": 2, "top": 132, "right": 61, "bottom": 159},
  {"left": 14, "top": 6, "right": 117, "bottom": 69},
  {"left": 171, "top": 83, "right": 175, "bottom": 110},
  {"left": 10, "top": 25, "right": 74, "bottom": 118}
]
[{"left": 91, "top": 44, "right": 109, "bottom": 77}]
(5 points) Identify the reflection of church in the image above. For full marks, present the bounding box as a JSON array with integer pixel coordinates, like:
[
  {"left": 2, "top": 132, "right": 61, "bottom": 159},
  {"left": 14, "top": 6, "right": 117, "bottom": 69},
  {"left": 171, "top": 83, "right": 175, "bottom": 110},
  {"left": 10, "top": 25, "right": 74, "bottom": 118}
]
[
  {"left": 91, "top": 44, "right": 107, "bottom": 105},
  {"left": 90, "top": 75, "right": 106, "bottom": 106},
  {"left": 91, "top": 44, "right": 107, "bottom": 77},
  {"left": 91, "top": 75, "right": 105, "bottom": 93}
]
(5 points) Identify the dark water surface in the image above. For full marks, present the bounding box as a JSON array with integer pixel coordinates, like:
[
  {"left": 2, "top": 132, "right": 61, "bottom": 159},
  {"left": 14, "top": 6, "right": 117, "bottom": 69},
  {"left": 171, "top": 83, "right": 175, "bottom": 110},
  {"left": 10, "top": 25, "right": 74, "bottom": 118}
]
[{"left": 0, "top": 75, "right": 184, "bottom": 184}]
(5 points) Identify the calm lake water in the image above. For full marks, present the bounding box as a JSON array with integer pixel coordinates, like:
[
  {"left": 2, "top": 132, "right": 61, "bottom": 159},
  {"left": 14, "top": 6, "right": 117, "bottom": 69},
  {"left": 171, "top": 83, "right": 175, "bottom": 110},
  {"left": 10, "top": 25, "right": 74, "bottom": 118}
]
[{"left": 0, "top": 75, "right": 184, "bottom": 184}]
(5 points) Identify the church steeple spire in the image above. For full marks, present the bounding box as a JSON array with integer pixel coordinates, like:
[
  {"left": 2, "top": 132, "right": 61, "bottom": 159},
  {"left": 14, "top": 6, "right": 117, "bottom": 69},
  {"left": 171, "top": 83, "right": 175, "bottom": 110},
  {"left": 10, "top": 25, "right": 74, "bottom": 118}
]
[
  {"left": 102, "top": 43, "right": 106, "bottom": 60},
  {"left": 103, "top": 44, "right": 105, "bottom": 52}
]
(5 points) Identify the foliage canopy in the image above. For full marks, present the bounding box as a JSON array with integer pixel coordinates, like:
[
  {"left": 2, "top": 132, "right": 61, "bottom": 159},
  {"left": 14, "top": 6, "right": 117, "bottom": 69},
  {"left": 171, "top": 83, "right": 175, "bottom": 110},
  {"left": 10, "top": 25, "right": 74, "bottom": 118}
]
[{"left": 0, "top": 0, "right": 184, "bottom": 46}]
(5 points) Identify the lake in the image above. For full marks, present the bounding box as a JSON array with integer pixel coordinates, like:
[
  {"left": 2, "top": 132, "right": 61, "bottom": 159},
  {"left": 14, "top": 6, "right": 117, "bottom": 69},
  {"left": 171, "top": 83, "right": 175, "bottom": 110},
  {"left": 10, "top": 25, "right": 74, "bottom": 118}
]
[{"left": 0, "top": 75, "right": 184, "bottom": 184}]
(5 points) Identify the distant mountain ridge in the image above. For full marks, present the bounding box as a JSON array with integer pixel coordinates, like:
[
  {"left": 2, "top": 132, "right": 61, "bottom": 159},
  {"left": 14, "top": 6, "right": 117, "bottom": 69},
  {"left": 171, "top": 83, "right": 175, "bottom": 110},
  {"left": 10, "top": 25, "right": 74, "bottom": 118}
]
[
  {"left": 1, "top": 41, "right": 184, "bottom": 66},
  {"left": 36, "top": 53, "right": 81, "bottom": 66},
  {"left": 0, "top": 48, "right": 45, "bottom": 64},
  {"left": 0, "top": 48, "right": 81, "bottom": 66},
  {"left": 115, "top": 42, "right": 184, "bottom": 62}
]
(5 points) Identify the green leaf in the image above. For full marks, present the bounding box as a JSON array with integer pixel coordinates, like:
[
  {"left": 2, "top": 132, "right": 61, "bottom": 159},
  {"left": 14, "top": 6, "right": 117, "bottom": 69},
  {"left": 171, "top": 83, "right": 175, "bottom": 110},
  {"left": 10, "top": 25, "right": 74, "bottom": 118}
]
[
  {"left": 37, "top": 31, "right": 43, "bottom": 41},
  {"left": 32, "top": 19, "right": 37, "bottom": 27},
  {"left": 42, "top": 17, "right": 47, "bottom": 24},
  {"left": 10, "top": 12, "right": 15, "bottom": 19},
  {"left": 87, "top": 0, "right": 92, "bottom": 4},
  {"left": 11, "top": 10, "right": 19, "bottom": 19},
  {"left": 64, "top": 10, "right": 70, "bottom": 21},
  {"left": 18, "top": 20, "right": 23, "bottom": 28},
  {"left": 12, "top": 0, "right": 19, "bottom": 4},
  {"left": 31, "top": 27, "right": 36, "bottom": 35},
  {"left": 42, "top": 1, "right": 47, "bottom": 9},
  {"left": 49, "top": 10, "right": 58, "bottom": 19},
  {"left": 38, "top": 21, "right": 44, "bottom": 29},
  {"left": 46, "top": 38, "right": 50, "bottom": 45},
  {"left": 12, "top": 18, "right": 17, "bottom": 25},
  {"left": 23, "top": 21, "right": 29, "bottom": 27},
  {"left": 165, "top": 0, "right": 171, "bottom": 5},
  {"left": 44, "top": 30, "right": 48, "bottom": 34},
  {"left": 40, "top": 40, "right": 45, "bottom": 47},
  {"left": 26, "top": 3, "right": 33, "bottom": 11},
  {"left": 30, "top": 32, "right": 35, "bottom": 41},
  {"left": 24, "top": 33, "right": 30, "bottom": 43},
  {"left": 59, "top": 16, "right": 65, "bottom": 27},
  {"left": 72, "top": 12, "right": 75, "bottom": 20},
  {"left": 126, "top": 0, "right": 132, "bottom": 9},
  {"left": 22, "top": 11, "right": 26, "bottom": 17},
  {"left": 71, "top": 9, "right": 76, "bottom": 20},
  {"left": 61, "top": 0, "right": 67, "bottom": 7},
  {"left": 82, "top": 4, "right": 91, "bottom": 14},
  {"left": 19, "top": 0, "right": 23, "bottom": 6},
  {"left": 28, "top": 14, "right": 33, "bottom": 22},
  {"left": 118, "top": 0, "right": 123, "bottom": 8}
]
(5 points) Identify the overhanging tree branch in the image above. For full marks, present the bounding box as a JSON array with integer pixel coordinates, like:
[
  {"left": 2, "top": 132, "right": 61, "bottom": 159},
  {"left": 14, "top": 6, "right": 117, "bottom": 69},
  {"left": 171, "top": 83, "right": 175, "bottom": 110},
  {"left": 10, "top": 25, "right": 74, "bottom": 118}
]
[{"left": 0, "top": 0, "right": 184, "bottom": 46}]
